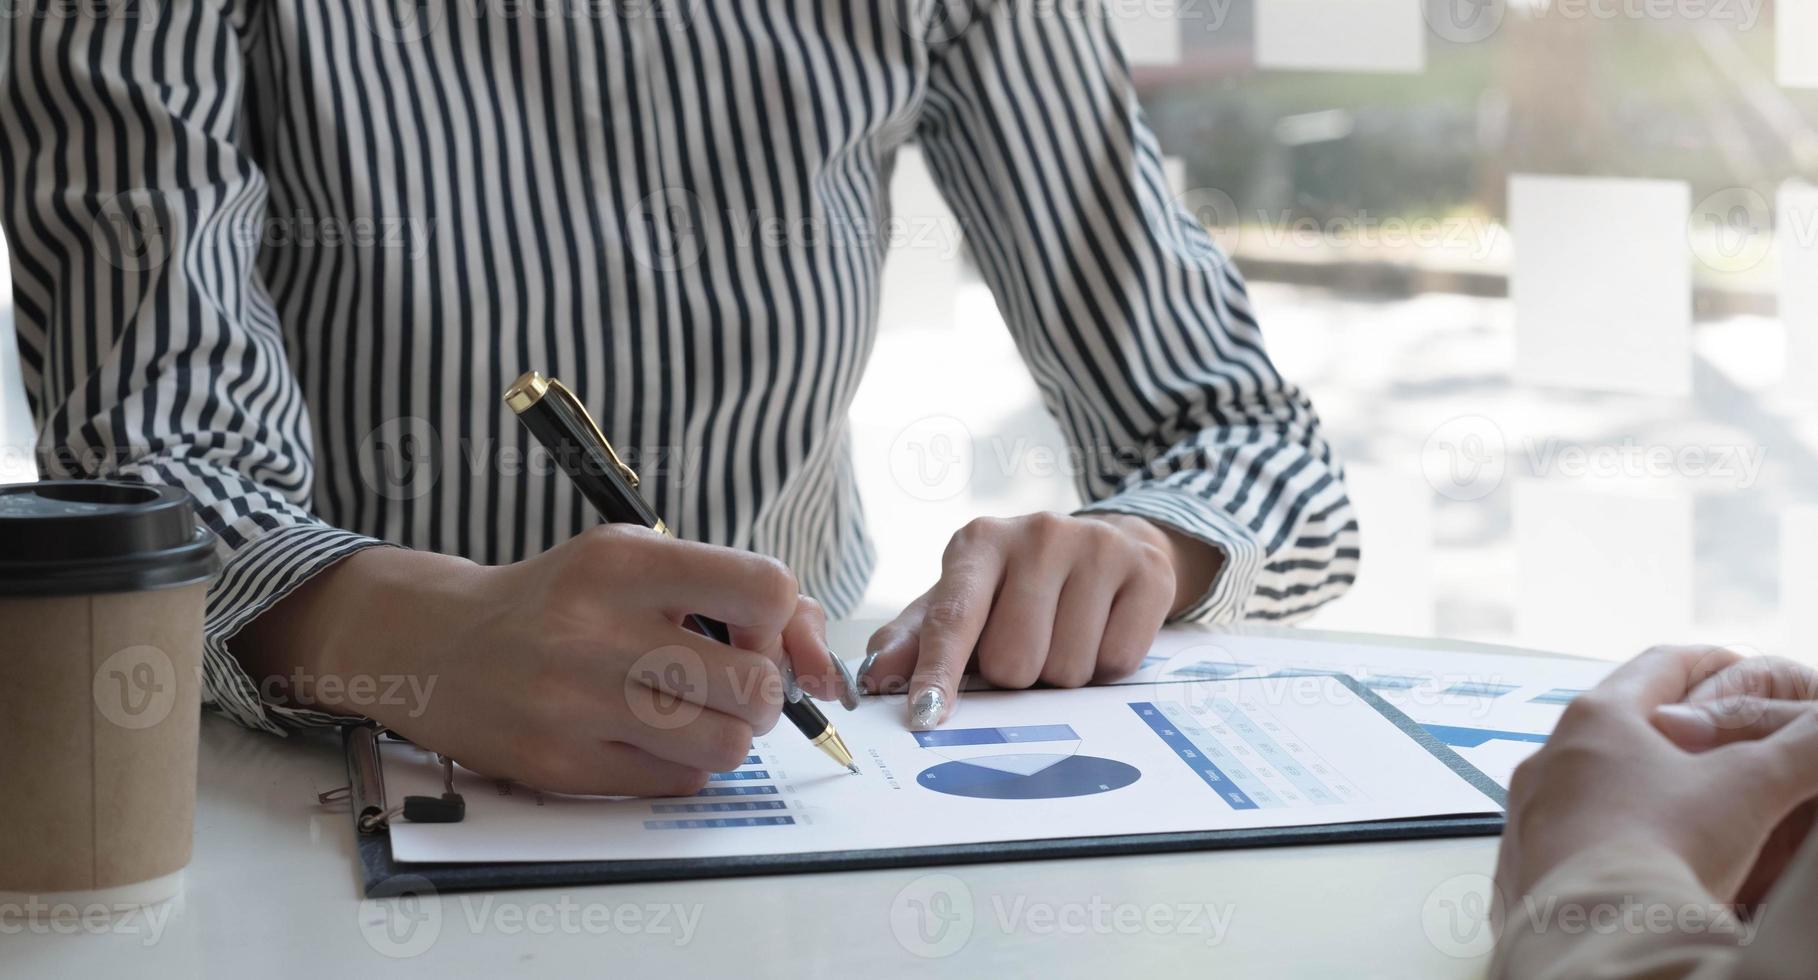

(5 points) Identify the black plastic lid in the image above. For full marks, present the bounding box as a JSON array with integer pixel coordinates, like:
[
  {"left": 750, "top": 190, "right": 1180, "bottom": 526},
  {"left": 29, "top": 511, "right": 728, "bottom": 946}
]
[{"left": 0, "top": 481, "right": 220, "bottom": 596}]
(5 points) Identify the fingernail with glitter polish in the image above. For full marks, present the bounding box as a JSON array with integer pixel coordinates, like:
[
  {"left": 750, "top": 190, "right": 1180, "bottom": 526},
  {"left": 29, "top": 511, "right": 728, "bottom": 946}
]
[{"left": 909, "top": 688, "right": 945, "bottom": 730}]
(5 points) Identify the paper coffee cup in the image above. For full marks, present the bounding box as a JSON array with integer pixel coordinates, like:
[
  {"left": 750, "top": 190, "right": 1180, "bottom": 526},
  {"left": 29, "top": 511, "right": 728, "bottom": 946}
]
[{"left": 0, "top": 481, "right": 218, "bottom": 907}]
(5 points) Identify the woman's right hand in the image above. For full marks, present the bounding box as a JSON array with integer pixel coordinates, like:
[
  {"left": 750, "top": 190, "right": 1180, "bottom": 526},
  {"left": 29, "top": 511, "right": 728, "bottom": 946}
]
[{"left": 238, "top": 525, "right": 842, "bottom": 796}]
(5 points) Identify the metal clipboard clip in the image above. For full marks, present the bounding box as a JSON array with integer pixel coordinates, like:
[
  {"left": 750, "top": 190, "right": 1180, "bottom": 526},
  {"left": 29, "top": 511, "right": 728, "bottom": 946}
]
[{"left": 318, "top": 723, "right": 465, "bottom": 833}]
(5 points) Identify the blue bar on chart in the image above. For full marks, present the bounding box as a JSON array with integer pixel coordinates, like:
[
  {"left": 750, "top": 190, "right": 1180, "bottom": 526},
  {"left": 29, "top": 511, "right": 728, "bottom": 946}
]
[
  {"left": 709, "top": 769, "right": 771, "bottom": 781},
  {"left": 1422, "top": 724, "right": 1548, "bottom": 749},
  {"left": 693, "top": 785, "right": 779, "bottom": 797},
  {"left": 643, "top": 815, "right": 796, "bottom": 830},
  {"left": 913, "top": 724, "right": 1078, "bottom": 748},
  {"left": 1444, "top": 681, "right": 1519, "bottom": 698},
  {"left": 650, "top": 800, "right": 790, "bottom": 814},
  {"left": 1528, "top": 688, "right": 1583, "bottom": 705},
  {"left": 1167, "top": 661, "right": 1252, "bottom": 680}
]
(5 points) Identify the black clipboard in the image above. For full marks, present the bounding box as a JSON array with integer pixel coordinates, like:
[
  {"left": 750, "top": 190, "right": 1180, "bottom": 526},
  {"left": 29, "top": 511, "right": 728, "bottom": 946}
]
[{"left": 339, "top": 674, "right": 1509, "bottom": 897}]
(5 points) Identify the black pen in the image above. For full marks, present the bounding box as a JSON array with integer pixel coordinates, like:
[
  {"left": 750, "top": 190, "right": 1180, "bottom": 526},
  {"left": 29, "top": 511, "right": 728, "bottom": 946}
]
[{"left": 504, "top": 371, "right": 859, "bottom": 774}]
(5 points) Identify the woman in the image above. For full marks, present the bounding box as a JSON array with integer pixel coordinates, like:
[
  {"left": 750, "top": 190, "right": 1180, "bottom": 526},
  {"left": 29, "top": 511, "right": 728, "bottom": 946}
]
[{"left": 1, "top": 0, "right": 1356, "bottom": 794}]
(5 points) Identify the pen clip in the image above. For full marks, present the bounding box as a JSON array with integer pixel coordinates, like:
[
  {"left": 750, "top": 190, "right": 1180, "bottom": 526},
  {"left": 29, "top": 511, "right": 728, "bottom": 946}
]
[{"left": 506, "top": 371, "right": 640, "bottom": 489}]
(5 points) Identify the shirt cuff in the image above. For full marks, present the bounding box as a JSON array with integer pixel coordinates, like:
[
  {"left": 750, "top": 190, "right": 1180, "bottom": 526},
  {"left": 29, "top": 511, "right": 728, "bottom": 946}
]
[
  {"left": 1491, "top": 841, "right": 1743, "bottom": 980},
  {"left": 201, "top": 523, "right": 396, "bottom": 735},
  {"left": 1077, "top": 482, "right": 1262, "bottom": 624}
]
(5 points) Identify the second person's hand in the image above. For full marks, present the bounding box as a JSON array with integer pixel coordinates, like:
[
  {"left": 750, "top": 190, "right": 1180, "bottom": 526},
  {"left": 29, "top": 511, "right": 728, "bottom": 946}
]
[
  {"left": 1651, "top": 654, "right": 1818, "bottom": 906},
  {"left": 1494, "top": 646, "right": 1818, "bottom": 906}
]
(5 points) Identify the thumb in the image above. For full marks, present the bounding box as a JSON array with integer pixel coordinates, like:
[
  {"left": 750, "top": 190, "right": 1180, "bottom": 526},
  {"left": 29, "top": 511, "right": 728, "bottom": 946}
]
[
  {"left": 1654, "top": 698, "right": 1816, "bottom": 751},
  {"left": 859, "top": 600, "right": 924, "bottom": 696}
]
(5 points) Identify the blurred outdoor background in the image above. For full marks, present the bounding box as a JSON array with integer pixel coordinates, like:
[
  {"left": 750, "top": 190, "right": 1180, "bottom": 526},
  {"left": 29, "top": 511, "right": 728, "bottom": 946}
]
[
  {"left": 844, "top": 0, "right": 1818, "bottom": 665},
  {"left": 4, "top": 0, "right": 1818, "bottom": 662}
]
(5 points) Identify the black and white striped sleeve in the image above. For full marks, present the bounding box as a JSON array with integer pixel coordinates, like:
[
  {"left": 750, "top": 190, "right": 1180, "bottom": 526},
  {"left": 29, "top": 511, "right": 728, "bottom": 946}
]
[
  {"left": 0, "top": 0, "right": 384, "bottom": 733},
  {"left": 914, "top": 0, "right": 1360, "bottom": 622}
]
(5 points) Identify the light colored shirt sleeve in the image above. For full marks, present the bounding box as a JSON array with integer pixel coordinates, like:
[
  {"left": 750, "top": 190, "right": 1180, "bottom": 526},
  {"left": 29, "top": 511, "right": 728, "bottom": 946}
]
[
  {"left": 1490, "top": 835, "right": 1818, "bottom": 980},
  {"left": 914, "top": 0, "right": 1358, "bottom": 623}
]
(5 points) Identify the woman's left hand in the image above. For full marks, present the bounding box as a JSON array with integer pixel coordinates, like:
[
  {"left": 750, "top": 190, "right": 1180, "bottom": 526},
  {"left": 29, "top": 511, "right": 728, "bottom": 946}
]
[{"left": 857, "top": 511, "right": 1220, "bottom": 729}]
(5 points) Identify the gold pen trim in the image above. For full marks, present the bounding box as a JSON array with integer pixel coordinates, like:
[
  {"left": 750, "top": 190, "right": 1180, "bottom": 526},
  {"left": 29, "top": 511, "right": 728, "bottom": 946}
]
[
  {"left": 809, "top": 726, "right": 858, "bottom": 772},
  {"left": 504, "top": 370, "right": 641, "bottom": 489}
]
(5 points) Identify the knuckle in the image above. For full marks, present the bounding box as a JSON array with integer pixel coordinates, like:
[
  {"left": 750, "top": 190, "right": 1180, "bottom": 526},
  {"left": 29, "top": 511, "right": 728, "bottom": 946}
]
[
  {"left": 580, "top": 521, "right": 647, "bottom": 554},
  {"left": 1134, "top": 540, "right": 1174, "bottom": 575},
  {"left": 979, "top": 652, "right": 1040, "bottom": 690},
  {"left": 1761, "top": 657, "right": 1818, "bottom": 698},
  {"left": 1559, "top": 691, "right": 1617, "bottom": 728},
  {"left": 747, "top": 554, "right": 799, "bottom": 613},
  {"left": 1043, "top": 660, "right": 1094, "bottom": 689},
  {"left": 923, "top": 595, "right": 973, "bottom": 632},
  {"left": 708, "top": 720, "right": 756, "bottom": 772},
  {"left": 666, "top": 769, "right": 713, "bottom": 797},
  {"left": 1536, "top": 738, "right": 1605, "bottom": 777},
  {"left": 951, "top": 517, "right": 1002, "bottom": 551},
  {"left": 751, "top": 700, "right": 784, "bottom": 736},
  {"left": 571, "top": 523, "right": 654, "bottom": 580},
  {"left": 1082, "top": 515, "right": 1123, "bottom": 545},
  {"left": 1024, "top": 510, "right": 1067, "bottom": 536},
  {"left": 1094, "top": 642, "right": 1148, "bottom": 681}
]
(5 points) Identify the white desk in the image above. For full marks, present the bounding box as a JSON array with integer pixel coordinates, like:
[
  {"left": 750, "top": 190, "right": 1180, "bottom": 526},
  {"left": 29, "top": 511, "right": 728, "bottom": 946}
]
[{"left": 6, "top": 624, "right": 1517, "bottom": 978}]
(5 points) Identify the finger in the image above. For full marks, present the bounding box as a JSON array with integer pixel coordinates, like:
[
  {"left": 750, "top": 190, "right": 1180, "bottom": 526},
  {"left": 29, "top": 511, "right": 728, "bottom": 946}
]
[
  {"left": 973, "top": 549, "right": 1065, "bottom": 690},
  {"left": 781, "top": 595, "right": 846, "bottom": 704},
  {"left": 1094, "top": 575, "right": 1172, "bottom": 683},
  {"left": 1654, "top": 698, "right": 1816, "bottom": 751},
  {"left": 1592, "top": 645, "right": 1744, "bottom": 711},
  {"left": 598, "top": 527, "right": 800, "bottom": 643},
  {"left": 1733, "top": 707, "right": 1818, "bottom": 812},
  {"left": 532, "top": 741, "right": 711, "bottom": 798},
  {"left": 860, "top": 599, "right": 924, "bottom": 695},
  {"left": 611, "top": 688, "right": 761, "bottom": 774},
  {"left": 1684, "top": 656, "right": 1818, "bottom": 706},
  {"left": 622, "top": 630, "right": 786, "bottom": 732},
  {"left": 908, "top": 527, "right": 1009, "bottom": 729},
  {"left": 1040, "top": 568, "right": 1116, "bottom": 689}
]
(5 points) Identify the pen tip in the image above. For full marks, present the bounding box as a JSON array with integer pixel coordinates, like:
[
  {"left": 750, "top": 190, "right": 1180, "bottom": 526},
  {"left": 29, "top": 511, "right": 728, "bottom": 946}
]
[{"left": 847, "top": 764, "right": 861, "bottom": 775}]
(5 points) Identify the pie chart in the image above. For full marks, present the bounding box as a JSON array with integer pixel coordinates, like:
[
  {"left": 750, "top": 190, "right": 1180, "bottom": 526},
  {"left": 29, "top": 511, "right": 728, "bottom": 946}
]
[{"left": 917, "top": 753, "right": 1141, "bottom": 800}]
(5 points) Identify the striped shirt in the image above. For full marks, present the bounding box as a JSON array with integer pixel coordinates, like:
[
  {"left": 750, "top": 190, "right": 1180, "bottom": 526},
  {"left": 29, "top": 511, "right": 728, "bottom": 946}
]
[{"left": 1, "top": 0, "right": 1359, "bottom": 734}]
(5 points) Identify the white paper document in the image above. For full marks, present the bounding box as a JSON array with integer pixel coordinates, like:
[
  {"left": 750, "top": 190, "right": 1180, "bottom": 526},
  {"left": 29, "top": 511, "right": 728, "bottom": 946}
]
[
  {"left": 386, "top": 644, "right": 1513, "bottom": 865},
  {"left": 1117, "top": 629, "right": 1615, "bottom": 786}
]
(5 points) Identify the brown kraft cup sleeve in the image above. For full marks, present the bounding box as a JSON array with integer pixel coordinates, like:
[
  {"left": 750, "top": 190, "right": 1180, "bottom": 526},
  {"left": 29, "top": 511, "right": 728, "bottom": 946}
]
[{"left": 0, "top": 583, "right": 205, "bottom": 893}]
